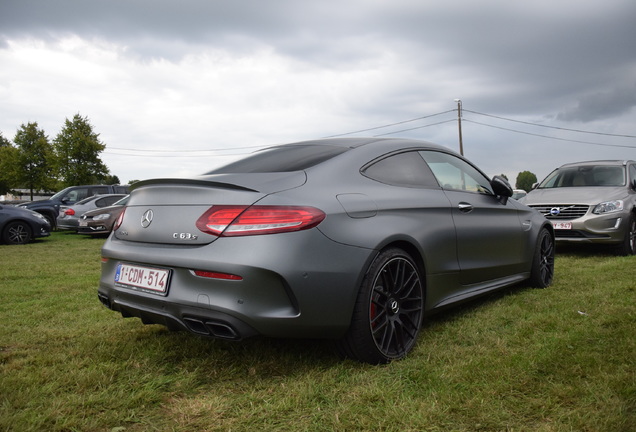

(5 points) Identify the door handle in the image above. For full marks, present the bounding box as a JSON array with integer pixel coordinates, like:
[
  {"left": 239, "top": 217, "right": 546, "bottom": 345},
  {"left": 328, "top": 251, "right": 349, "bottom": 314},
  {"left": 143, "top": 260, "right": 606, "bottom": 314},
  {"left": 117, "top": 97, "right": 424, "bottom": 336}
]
[{"left": 458, "top": 202, "right": 473, "bottom": 213}]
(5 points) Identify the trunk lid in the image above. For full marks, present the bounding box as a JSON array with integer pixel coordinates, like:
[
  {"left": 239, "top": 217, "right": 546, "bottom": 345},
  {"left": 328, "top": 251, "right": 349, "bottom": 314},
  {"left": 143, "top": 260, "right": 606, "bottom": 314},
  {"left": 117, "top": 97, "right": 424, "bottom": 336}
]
[{"left": 114, "top": 172, "right": 306, "bottom": 245}]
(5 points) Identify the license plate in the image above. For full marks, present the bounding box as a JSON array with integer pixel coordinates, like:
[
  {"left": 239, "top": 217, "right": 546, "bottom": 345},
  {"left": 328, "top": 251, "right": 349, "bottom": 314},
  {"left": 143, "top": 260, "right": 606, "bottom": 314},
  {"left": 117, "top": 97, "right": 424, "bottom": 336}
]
[
  {"left": 552, "top": 221, "right": 572, "bottom": 229},
  {"left": 79, "top": 220, "right": 87, "bottom": 227},
  {"left": 115, "top": 263, "right": 171, "bottom": 295}
]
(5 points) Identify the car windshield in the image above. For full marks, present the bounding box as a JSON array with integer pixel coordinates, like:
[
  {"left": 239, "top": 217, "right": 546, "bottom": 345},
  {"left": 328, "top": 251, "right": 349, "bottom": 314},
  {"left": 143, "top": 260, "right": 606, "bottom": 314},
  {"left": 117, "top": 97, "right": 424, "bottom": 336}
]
[
  {"left": 538, "top": 165, "right": 625, "bottom": 188},
  {"left": 205, "top": 145, "right": 349, "bottom": 174},
  {"left": 50, "top": 187, "right": 72, "bottom": 200}
]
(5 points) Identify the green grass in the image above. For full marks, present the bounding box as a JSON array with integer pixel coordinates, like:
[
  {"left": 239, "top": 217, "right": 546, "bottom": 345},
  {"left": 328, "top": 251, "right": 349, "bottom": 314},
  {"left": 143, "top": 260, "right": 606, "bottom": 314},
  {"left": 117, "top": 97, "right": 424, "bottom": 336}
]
[{"left": 1, "top": 232, "right": 634, "bottom": 431}]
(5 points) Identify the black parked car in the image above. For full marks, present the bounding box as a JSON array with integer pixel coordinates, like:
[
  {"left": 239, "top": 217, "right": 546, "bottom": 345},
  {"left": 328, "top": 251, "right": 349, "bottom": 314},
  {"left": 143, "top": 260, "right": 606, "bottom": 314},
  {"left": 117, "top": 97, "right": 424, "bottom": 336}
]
[{"left": 0, "top": 205, "right": 51, "bottom": 245}]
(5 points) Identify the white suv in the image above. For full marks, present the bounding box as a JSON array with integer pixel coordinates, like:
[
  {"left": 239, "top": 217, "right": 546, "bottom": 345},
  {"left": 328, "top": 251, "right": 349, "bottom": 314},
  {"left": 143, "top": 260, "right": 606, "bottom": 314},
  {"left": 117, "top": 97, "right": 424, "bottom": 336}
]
[{"left": 522, "top": 160, "right": 636, "bottom": 255}]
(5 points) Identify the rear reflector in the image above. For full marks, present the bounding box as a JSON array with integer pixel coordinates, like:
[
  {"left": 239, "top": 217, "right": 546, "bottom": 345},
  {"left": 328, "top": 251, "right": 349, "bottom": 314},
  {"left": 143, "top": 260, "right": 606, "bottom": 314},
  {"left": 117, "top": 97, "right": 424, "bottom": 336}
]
[
  {"left": 196, "top": 205, "right": 325, "bottom": 237},
  {"left": 193, "top": 270, "right": 243, "bottom": 281}
]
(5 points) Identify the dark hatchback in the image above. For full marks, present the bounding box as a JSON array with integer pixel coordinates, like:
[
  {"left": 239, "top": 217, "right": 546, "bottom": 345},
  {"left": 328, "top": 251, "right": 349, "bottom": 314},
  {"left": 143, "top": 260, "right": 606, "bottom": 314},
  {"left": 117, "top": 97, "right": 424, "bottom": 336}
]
[{"left": 0, "top": 205, "right": 51, "bottom": 245}]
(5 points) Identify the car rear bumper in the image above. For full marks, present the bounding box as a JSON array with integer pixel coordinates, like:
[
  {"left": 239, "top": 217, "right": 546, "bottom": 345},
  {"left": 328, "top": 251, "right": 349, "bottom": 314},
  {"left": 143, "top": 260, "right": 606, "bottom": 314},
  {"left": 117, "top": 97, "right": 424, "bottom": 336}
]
[{"left": 99, "top": 229, "right": 374, "bottom": 340}]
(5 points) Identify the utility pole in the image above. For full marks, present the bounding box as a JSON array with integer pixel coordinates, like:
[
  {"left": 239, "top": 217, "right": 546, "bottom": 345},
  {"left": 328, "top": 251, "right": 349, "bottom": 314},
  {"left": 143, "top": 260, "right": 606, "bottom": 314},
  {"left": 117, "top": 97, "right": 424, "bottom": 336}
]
[{"left": 454, "top": 99, "right": 464, "bottom": 156}]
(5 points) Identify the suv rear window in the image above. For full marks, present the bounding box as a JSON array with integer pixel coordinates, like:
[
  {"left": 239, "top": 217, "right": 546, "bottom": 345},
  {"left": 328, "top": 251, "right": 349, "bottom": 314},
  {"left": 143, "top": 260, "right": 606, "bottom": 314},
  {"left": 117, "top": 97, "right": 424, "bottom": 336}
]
[{"left": 206, "top": 145, "right": 349, "bottom": 174}]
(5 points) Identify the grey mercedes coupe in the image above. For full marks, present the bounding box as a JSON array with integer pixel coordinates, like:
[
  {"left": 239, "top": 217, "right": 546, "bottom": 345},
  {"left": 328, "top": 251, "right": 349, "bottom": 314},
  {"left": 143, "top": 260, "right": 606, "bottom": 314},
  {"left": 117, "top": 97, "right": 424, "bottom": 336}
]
[{"left": 98, "top": 138, "right": 554, "bottom": 364}]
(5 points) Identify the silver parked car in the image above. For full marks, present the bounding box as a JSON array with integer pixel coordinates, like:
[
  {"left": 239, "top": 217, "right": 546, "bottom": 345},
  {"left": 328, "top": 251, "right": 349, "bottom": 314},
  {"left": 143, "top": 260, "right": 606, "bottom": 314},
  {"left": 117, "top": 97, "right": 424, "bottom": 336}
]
[
  {"left": 522, "top": 160, "right": 636, "bottom": 255},
  {"left": 98, "top": 138, "right": 555, "bottom": 364},
  {"left": 57, "top": 194, "right": 127, "bottom": 231}
]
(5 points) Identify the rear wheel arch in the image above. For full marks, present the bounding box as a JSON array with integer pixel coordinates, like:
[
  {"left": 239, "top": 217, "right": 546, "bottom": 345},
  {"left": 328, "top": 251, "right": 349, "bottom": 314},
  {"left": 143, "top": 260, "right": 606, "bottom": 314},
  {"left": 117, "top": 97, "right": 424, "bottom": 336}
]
[
  {"left": 337, "top": 243, "right": 426, "bottom": 364},
  {"left": 371, "top": 240, "right": 427, "bottom": 279}
]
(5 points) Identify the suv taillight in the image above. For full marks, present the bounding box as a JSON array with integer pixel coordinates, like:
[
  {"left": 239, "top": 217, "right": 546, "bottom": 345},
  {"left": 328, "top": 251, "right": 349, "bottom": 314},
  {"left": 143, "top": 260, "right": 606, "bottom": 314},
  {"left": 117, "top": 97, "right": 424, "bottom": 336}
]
[{"left": 196, "top": 205, "right": 325, "bottom": 237}]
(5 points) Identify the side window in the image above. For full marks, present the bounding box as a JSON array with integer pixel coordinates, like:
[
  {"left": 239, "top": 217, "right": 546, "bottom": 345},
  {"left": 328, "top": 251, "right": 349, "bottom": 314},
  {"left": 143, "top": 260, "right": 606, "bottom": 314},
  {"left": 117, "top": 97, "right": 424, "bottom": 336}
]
[
  {"left": 91, "top": 187, "right": 109, "bottom": 195},
  {"left": 95, "top": 197, "right": 108, "bottom": 208},
  {"left": 362, "top": 151, "right": 440, "bottom": 188},
  {"left": 420, "top": 151, "right": 494, "bottom": 195},
  {"left": 630, "top": 164, "right": 636, "bottom": 187},
  {"left": 99, "top": 196, "right": 122, "bottom": 207},
  {"left": 66, "top": 188, "right": 90, "bottom": 203}
]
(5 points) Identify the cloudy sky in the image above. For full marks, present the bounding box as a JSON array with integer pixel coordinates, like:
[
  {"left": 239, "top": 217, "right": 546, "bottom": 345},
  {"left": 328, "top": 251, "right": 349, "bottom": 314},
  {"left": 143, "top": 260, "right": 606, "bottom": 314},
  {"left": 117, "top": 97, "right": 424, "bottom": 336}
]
[{"left": 1, "top": 0, "right": 635, "bottom": 185}]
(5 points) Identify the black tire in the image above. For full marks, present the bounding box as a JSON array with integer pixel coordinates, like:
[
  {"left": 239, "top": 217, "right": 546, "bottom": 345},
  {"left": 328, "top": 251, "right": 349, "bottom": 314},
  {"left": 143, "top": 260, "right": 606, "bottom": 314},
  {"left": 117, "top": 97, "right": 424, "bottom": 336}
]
[
  {"left": 337, "top": 248, "right": 424, "bottom": 364},
  {"left": 41, "top": 213, "right": 56, "bottom": 230},
  {"left": 617, "top": 213, "right": 636, "bottom": 256},
  {"left": 3, "top": 221, "right": 33, "bottom": 245},
  {"left": 528, "top": 227, "right": 555, "bottom": 288}
]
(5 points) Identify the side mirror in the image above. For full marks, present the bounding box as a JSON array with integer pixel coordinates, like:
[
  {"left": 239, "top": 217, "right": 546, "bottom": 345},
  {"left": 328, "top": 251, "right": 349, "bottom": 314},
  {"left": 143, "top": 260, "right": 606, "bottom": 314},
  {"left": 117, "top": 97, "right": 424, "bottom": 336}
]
[{"left": 491, "top": 175, "right": 513, "bottom": 204}]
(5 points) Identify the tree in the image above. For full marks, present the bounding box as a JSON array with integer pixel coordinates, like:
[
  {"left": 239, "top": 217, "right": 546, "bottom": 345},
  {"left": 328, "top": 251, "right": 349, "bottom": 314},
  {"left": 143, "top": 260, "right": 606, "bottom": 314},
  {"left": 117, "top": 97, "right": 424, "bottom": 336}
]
[
  {"left": 53, "top": 114, "right": 110, "bottom": 187},
  {"left": 13, "top": 123, "right": 56, "bottom": 200},
  {"left": 516, "top": 171, "right": 538, "bottom": 192},
  {"left": 102, "top": 174, "right": 121, "bottom": 185},
  {"left": 0, "top": 132, "right": 18, "bottom": 195}
]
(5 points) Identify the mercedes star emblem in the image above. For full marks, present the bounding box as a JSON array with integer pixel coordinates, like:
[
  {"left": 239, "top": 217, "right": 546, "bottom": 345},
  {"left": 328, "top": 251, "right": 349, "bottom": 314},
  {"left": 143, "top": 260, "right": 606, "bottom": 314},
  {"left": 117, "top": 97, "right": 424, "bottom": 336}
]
[{"left": 141, "top": 209, "right": 154, "bottom": 228}]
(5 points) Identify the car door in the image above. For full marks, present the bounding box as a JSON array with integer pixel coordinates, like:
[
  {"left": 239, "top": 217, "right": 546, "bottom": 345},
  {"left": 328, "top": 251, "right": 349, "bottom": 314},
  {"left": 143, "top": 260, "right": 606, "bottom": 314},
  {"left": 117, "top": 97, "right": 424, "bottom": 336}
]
[{"left": 420, "top": 150, "right": 526, "bottom": 286}]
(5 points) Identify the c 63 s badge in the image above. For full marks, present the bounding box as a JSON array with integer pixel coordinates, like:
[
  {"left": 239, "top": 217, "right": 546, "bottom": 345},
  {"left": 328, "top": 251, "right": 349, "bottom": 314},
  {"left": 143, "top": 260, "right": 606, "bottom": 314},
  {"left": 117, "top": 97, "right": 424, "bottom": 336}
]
[{"left": 173, "top": 232, "right": 198, "bottom": 240}]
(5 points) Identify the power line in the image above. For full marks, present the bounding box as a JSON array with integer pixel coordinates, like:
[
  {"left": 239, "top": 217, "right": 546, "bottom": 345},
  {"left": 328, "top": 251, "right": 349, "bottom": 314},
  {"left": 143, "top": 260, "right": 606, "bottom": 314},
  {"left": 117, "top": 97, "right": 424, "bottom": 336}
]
[
  {"left": 323, "top": 109, "right": 456, "bottom": 138},
  {"left": 372, "top": 119, "right": 456, "bottom": 137},
  {"left": 106, "top": 144, "right": 266, "bottom": 153},
  {"left": 464, "top": 119, "right": 636, "bottom": 149},
  {"left": 101, "top": 106, "right": 635, "bottom": 157},
  {"left": 464, "top": 109, "right": 636, "bottom": 139}
]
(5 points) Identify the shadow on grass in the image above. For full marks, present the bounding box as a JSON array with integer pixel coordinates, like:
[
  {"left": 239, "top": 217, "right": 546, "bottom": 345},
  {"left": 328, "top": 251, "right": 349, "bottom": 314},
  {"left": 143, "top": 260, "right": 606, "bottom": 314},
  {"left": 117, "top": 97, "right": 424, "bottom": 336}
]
[
  {"left": 100, "top": 281, "right": 534, "bottom": 375},
  {"left": 556, "top": 243, "right": 623, "bottom": 257}
]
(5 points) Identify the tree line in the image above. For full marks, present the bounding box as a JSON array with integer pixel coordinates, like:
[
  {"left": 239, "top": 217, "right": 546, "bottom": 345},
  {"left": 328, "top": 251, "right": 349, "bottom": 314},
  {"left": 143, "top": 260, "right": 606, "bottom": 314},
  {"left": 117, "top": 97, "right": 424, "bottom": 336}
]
[{"left": 0, "top": 114, "right": 119, "bottom": 199}]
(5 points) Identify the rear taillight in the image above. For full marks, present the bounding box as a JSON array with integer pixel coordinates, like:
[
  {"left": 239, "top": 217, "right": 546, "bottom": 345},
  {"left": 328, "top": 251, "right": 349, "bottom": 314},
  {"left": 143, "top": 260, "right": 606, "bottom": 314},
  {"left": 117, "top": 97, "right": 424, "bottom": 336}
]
[
  {"left": 196, "top": 205, "right": 325, "bottom": 237},
  {"left": 65, "top": 208, "right": 75, "bottom": 216},
  {"left": 113, "top": 208, "right": 126, "bottom": 231}
]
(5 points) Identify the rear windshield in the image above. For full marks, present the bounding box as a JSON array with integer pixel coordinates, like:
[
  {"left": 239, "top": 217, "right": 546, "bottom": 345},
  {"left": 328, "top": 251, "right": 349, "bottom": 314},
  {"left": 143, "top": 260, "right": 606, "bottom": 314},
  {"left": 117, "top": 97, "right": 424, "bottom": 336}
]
[
  {"left": 539, "top": 165, "right": 625, "bottom": 188},
  {"left": 206, "top": 145, "right": 349, "bottom": 174}
]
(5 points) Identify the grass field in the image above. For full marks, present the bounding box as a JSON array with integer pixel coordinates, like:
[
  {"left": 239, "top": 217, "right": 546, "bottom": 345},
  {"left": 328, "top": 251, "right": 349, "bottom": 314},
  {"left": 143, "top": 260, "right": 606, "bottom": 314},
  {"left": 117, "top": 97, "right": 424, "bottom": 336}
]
[{"left": 1, "top": 232, "right": 634, "bottom": 431}]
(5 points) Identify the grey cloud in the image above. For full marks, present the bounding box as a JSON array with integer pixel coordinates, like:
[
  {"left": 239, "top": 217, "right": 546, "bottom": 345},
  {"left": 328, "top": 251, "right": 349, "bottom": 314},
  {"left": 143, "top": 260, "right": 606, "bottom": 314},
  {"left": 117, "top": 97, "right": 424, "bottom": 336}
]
[{"left": 557, "top": 84, "right": 636, "bottom": 122}]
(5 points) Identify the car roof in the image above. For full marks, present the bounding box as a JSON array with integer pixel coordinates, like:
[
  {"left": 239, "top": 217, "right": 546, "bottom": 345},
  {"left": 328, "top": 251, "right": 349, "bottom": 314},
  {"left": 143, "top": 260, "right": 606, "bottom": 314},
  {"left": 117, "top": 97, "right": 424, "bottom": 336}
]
[
  {"left": 269, "top": 137, "right": 445, "bottom": 150},
  {"left": 558, "top": 160, "right": 635, "bottom": 168}
]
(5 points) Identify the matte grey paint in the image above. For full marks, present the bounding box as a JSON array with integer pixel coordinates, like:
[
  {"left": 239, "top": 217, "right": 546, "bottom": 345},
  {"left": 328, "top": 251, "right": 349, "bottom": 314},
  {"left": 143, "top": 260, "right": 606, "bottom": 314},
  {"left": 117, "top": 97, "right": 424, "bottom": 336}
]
[{"left": 99, "top": 138, "right": 552, "bottom": 340}]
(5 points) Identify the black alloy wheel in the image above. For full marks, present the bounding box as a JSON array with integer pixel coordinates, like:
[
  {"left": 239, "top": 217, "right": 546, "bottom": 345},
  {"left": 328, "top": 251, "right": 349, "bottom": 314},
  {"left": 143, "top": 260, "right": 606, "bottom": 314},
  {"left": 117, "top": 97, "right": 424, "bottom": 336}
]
[
  {"left": 529, "top": 228, "right": 555, "bottom": 288},
  {"left": 338, "top": 248, "right": 424, "bottom": 364},
  {"left": 3, "top": 221, "right": 32, "bottom": 245}
]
